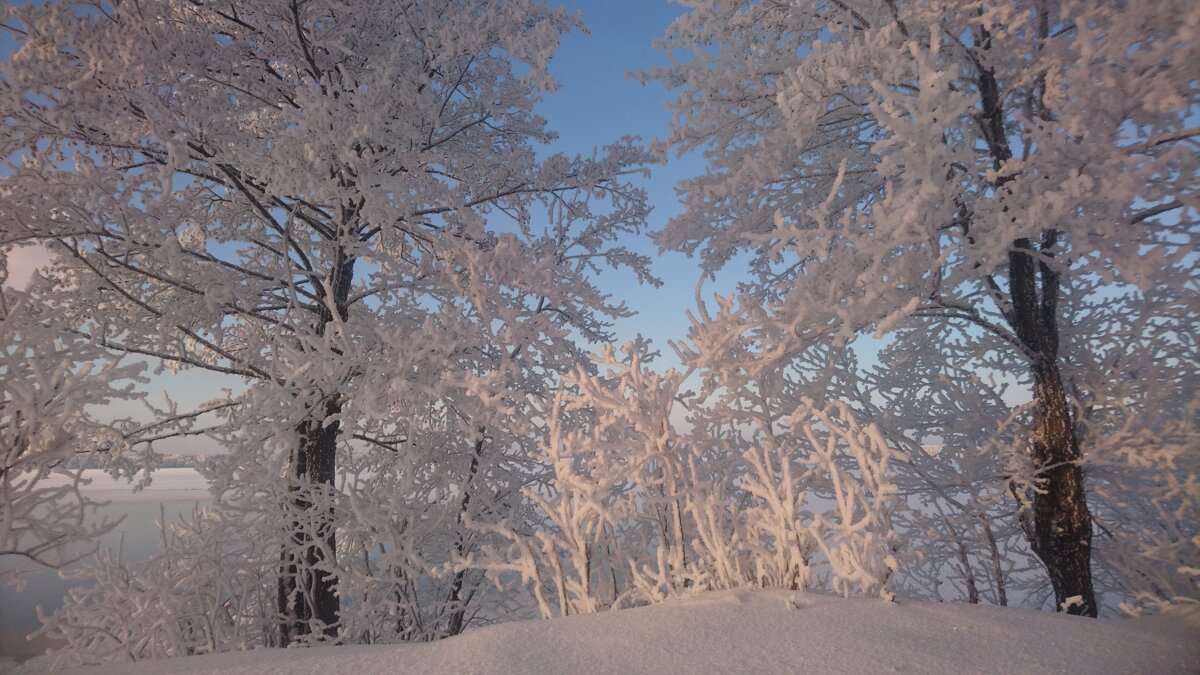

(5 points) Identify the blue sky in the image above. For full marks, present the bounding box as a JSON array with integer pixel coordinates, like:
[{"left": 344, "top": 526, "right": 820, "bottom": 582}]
[{"left": 536, "top": 0, "right": 714, "bottom": 357}]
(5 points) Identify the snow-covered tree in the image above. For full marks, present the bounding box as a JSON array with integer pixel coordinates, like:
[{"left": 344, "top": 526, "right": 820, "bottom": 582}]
[
  {"left": 1, "top": 0, "right": 653, "bottom": 643},
  {"left": 650, "top": 0, "right": 1197, "bottom": 616}
]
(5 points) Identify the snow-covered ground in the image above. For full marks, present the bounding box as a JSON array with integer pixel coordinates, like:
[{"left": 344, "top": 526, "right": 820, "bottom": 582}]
[{"left": 29, "top": 590, "right": 1198, "bottom": 674}]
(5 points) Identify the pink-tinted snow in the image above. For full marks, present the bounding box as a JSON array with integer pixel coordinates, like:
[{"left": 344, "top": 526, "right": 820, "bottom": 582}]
[{"left": 57, "top": 590, "right": 1199, "bottom": 674}]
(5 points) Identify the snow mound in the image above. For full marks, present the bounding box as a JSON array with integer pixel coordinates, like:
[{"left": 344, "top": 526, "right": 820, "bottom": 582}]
[{"left": 66, "top": 591, "right": 1200, "bottom": 674}]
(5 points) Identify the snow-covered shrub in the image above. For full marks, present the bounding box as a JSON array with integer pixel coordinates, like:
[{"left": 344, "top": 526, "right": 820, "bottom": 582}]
[
  {"left": 37, "top": 505, "right": 277, "bottom": 667},
  {"left": 676, "top": 393, "right": 901, "bottom": 601},
  {"left": 469, "top": 342, "right": 905, "bottom": 613},
  {"left": 797, "top": 400, "right": 900, "bottom": 601},
  {"left": 466, "top": 342, "right": 690, "bottom": 616}
]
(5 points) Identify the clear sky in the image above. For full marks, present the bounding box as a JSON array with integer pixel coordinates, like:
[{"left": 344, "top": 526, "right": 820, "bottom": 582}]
[
  {"left": 536, "top": 0, "right": 716, "bottom": 355},
  {"left": 2, "top": 1, "right": 727, "bottom": 451}
]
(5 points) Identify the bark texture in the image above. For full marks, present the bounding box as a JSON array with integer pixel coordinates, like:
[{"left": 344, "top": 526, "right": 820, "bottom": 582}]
[
  {"left": 974, "top": 24, "right": 1097, "bottom": 616},
  {"left": 1008, "top": 240, "right": 1097, "bottom": 617},
  {"left": 278, "top": 250, "right": 356, "bottom": 644}
]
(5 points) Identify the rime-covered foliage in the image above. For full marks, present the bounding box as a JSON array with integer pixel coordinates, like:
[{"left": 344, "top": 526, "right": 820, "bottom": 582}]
[
  {"left": 466, "top": 342, "right": 901, "bottom": 615},
  {"left": 1, "top": 0, "right": 1196, "bottom": 667},
  {"left": 0, "top": 0, "right": 654, "bottom": 654},
  {"left": 0, "top": 281, "right": 148, "bottom": 578},
  {"left": 648, "top": 0, "right": 1197, "bottom": 616},
  {"left": 36, "top": 505, "right": 278, "bottom": 666}
]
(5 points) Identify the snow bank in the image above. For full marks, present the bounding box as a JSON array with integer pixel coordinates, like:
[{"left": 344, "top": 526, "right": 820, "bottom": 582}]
[{"left": 60, "top": 590, "right": 1199, "bottom": 674}]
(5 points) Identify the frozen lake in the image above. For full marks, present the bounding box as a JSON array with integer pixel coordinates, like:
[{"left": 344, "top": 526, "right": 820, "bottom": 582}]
[{"left": 0, "top": 468, "right": 211, "bottom": 659}]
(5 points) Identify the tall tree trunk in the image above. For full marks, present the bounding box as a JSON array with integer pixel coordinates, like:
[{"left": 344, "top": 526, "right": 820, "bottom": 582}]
[
  {"left": 278, "top": 248, "right": 356, "bottom": 644},
  {"left": 1008, "top": 237, "right": 1097, "bottom": 617},
  {"left": 445, "top": 427, "right": 488, "bottom": 636},
  {"left": 279, "top": 397, "right": 343, "bottom": 644},
  {"left": 974, "top": 21, "right": 1096, "bottom": 616}
]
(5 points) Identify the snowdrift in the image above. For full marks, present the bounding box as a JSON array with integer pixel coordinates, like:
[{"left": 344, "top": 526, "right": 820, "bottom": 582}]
[{"left": 54, "top": 590, "right": 1198, "bottom": 674}]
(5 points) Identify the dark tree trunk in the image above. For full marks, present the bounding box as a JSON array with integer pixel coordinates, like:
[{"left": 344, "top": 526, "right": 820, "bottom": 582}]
[
  {"left": 278, "top": 248, "right": 356, "bottom": 644},
  {"left": 1008, "top": 237, "right": 1097, "bottom": 617},
  {"left": 445, "top": 430, "right": 485, "bottom": 637},
  {"left": 972, "top": 21, "right": 1096, "bottom": 616},
  {"left": 278, "top": 397, "right": 343, "bottom": 644}
]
